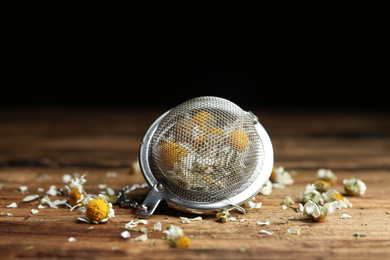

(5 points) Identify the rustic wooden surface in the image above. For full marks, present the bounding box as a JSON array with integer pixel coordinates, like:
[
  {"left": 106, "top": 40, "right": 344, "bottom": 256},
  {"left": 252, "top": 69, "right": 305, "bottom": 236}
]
[{"left": 1, "top": 107, "right": 390, "bottom": 259}]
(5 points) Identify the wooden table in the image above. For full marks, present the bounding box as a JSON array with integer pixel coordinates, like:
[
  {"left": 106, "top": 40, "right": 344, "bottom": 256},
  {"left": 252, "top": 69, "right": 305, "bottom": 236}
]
[{"left": 1, "top": 107, "right": 390, "bottom": 259}]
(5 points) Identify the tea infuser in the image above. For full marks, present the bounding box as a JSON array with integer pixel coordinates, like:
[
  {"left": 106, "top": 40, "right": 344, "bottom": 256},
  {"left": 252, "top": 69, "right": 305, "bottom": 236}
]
[{"left": 118, "top": 96, "right": 273, "bottom": 217}]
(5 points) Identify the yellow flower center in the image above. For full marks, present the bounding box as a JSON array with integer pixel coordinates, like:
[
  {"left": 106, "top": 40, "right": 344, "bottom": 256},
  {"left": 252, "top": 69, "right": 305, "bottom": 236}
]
[
  {"left": 160, "top": 141, "right": 188, "bottom": 167},
  {"left": 175, "top": 236, "right": 191, "bottom": 248},
  {"left": 193, "top": 111, "right": 211, "bottom": 130},
  {"left": 310, "top": 214, "right": 327, "bottom": 222},
  {"left": 229, "top": 130, "right": 249, "bottom": 152},
  {"left": 69, "top": 188, "right": 83, "bottom": 207},
  {"left": 331, "top": 191, "right": 345, "bottom": 202},
  {"left": 86, "top": 198, "right": 109, "bottom": 222}
]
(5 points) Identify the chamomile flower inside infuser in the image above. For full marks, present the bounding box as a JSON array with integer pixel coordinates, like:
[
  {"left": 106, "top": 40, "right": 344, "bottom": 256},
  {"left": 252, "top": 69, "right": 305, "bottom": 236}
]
[{"left": 138, "top": 96, "right": 273, "bottom": 216}]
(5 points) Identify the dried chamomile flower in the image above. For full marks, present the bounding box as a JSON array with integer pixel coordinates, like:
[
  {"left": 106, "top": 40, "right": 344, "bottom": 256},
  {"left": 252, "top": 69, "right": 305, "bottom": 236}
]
[
  {"left": 322, "top": 190, "right": 352, "bottom": 208},
  {"left": 66, "top": 175, "right": 87, "bottom": 210},
  {"left": 259, "top": 180, "right": 273, "bottom": 195},
  {"left": 163, "top": 225, "right": 184, "bottom": 241},
  {"left": 343, "top": 176, "right": 367, "bottom": 196},
  {"left": 163, "top": 225, "right": 190, "bottom": 248},
  {"left": 313, "top": 180, "right": 331, "bottom": 193},
  {"left": 78, "top": 194, "right": 115, "bottom": 224},
  {"left": 270, "top": 167, "right": 294, "bottom": 187},
  {"left": 153, "top": 222, "right": 162, "bottom": 231},
  {"left": 281, "top": 196, "right": 294, "bottom": 206},
  {"left": 299, "top": 184, "right": 321, "bottom": 204},
  {"left": 317, "top": 168, "right": 337, "bottom": 185},
  {"left": 216, "top": 209, "right": 231, "bottom": 223},
  {"left": 303, "top": 200, "right": 338, "bottom": 222}
]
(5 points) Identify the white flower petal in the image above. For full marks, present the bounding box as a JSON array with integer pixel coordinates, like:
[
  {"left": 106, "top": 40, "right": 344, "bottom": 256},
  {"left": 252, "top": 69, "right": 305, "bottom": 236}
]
[
  {"left": 246, "top": 201, "right": 262, "bottom": 209},
  {"left": 340, "top": 213, "right": 352, "bottom": 219},
  {"left": 134, "top": 233, "right": 148, "bottom": 242},
  {"left": 163, "top": 225, "right": 183, "bottom": 241},
  {"left": 259, "top": 180, "right": 273, "bottom": 195},
  {"left": 31, "top": 209, "right": 39, "bottom": 215},
  {"left": 62, "top": 174, "right": 72, "bottom": 183},
  {"left": 259, "top": 230, "right": 273, "bottom": 235},
  {"left": 121, "top": 231, "right": 131, "bottom": 239},
  {"left": 68, "top": 237, "right": 77, "bottom": 242},
  {"left": 256, "top": 220, "right": 270, "bottom": 226},
  {"left": 6, "top": 202, "right": 17, "bottom": 208},
  {"left": 180, "top": 217, "right": 191, "bottom": 224},
  {"left": 153, "top": 222, "right": 162, "bottom": 231},
  {"left": 22, "top": 195, "right": 40, "bottom": 202},
  {"left": 287, "top": 228, "right": 300, "bottom": 235},
  {"left": 77, "top": 217, "right": 90, "bottom": 223},
  {"left": 19, "top": 186, "right": 28, "bottom": 192}
]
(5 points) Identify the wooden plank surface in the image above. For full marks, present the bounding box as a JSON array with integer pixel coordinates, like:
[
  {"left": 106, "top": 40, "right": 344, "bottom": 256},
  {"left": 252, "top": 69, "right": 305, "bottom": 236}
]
[{"left": 1, "top": 107, "right": 390, "bottom": 259}]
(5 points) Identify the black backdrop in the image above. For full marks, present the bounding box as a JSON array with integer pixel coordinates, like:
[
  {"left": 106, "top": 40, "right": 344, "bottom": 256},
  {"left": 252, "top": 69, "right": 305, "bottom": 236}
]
[{"left": 2, "top": 3, "right": 387, "bottom": 110}]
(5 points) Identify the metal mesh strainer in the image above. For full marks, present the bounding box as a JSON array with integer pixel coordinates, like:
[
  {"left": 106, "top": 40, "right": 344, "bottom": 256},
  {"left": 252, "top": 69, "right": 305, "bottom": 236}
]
[{"left": 139, "top": 96, "right": 273, "bottom": 216}]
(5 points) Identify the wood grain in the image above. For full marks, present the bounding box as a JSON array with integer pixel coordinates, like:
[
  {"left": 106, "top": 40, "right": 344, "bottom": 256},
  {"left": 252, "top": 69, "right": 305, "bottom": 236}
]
[{"left": 1, "top": 107, "right": 390, "bottom": 259}]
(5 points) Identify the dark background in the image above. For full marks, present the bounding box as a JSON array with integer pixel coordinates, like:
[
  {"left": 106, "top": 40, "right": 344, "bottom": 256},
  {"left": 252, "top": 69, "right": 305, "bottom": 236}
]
[{"left": 2, "top": 3, "right": 387, "bottom": 111}]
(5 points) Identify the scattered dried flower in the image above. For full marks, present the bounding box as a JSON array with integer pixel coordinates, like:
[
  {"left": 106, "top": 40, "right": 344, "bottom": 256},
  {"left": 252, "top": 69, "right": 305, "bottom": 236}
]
[
  {"left": 340, "top": 213, "right": 352, "bottom": 219},
  {"left": 317, "top": 169, "right": 337, "bottom": 185},
  {"left": 31, "top": 209, "right": 39, "bottom": 215},
  {"left": 78, "top": 194, "right": 115, "bottom": 224},
  {"left": 343, "top": 176, "right": 367, "bottom": 196},
  {"left": 322, "top": 190, "right": 352, "bottom": 208},
  {"left": 163, "top": 225, "right": 184, "bottom": 241},
  {"left": 68, "top": 237, "right": 77, "bottom": 242},
  {"left": 314, "top": 180, "right": 331, "bottom": 192},
  {"left": 66, "top": 175, "right": 87, "bottom": 210},
  {"left": 303, "top": 200, "right": 338, "bottom": 222},
  {"left": 299, "top": 184, "right": 321, "bottom": 204},
  {"left": 281, "top": 196, "right": 294, "bottom": 206},
  {"left": 271, "top": 167, "right": 294, "bottom": 187},
  {"left": 216, "top": 209, "right": 231, "bottom": 223}
]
